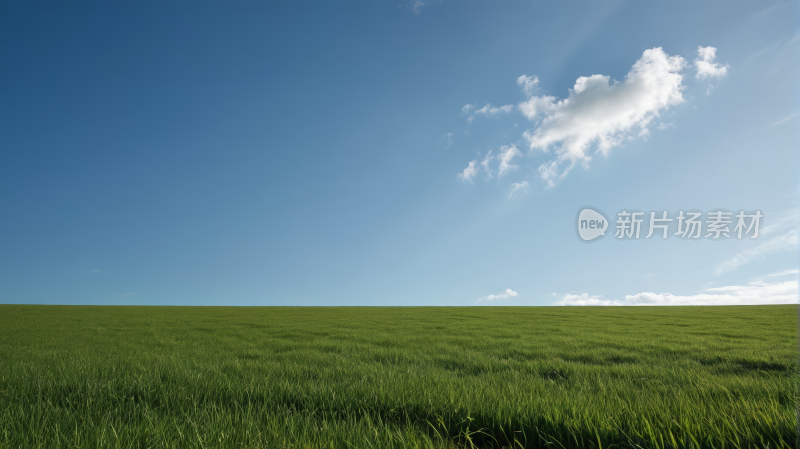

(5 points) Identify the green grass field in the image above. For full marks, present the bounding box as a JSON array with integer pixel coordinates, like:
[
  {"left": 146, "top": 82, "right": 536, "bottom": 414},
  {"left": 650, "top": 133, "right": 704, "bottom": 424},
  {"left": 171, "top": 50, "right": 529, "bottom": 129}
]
[{"left": 0, "top": 305, "right": 795, "bottom": 448}]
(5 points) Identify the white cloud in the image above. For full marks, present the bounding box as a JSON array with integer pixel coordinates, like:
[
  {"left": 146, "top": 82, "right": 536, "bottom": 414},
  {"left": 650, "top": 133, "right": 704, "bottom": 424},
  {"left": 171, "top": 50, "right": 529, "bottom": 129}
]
[
  {"left": 555, "top": 293, "right": 623, "bottom": 306},
  {"left": 555, "top": 277, "right": 798, "bottom": 306},
  {"left": 625, "top": 280, "right": 797, "bottom": 305},
  {"left": 461, "top": 104, "right": 474, "bottom": 115},
  {"left": 517, "top": 74, "right": 539, "bottom": 97},
  {"left": 519, "top": 47, "right": 687, "bottom": 187},
  {"left": 657, "top": 122, "right": 675, "bottom": 130},
  {"left": 508, "top": 181, "right": 530, "bottom": 200},
  {"left": 477, "top": 288, "right": 519, "bottom": 303},
  {"left": 497, "top": 144, "right": 521, "bottom": 177},
  {"left": 468, "top": 103, "right": 514, "bottom": 124},
  {"left": 694, "top": 46, "right": 729, "bottom": 80},
  {"left": 458, "top": 160, "right": 478, "bottom": 182}
]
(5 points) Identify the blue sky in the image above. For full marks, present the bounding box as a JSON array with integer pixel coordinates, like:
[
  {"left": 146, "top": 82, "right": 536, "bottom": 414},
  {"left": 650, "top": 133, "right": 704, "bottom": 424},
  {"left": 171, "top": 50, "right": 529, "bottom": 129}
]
[{"left": 0, "top": 0, "right": 797, "bottom": 306}]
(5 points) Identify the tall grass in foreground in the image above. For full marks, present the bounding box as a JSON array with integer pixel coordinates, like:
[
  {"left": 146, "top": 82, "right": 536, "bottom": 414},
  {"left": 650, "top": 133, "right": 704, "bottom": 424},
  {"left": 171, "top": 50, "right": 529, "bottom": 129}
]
[{"left": 0, "top": 305, "right": 795, "bottom": 448}]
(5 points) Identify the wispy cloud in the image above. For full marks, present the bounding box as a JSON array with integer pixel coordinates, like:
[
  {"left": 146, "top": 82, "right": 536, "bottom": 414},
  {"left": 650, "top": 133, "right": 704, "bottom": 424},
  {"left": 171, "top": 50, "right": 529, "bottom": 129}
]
[
  {"left": 762, "top": 210, "right": 799, "bottom": 235},
  {"left": 508, "top": 181, "right": 529, "bottom": 200},
  {"left": 480, "top": 150, "right": 494, "bottom": 179},
  {"left": 714, "top": 210, "right": 798, "bottom": 275},
  {"left": 772, "top": 112, "right": 798, "bottom": 126},
  {"left": 764, "top": 268, "right": 799, "bottom": 277},
  {"left": 753, "top": 2, "right": 790, "bottom": 19},
  {"left": 519, "top": 47, "right": 687, "bottom": 187},
  {"left": 467, "top": 103, "right": 513, "bottom": 124},
  {"left": 460, "top": 145, "right": 520, "bottom": 183},
  {"left": 713, "top": 229, "right": 798, "bottom": 275},
  {"left": 477, "top": 288, "right": 519, "bottom": 303},
  {"left": 743, "top": 31, "right": 799, "bottom": 75},
  {"left": 555, "top": 274, "right": 797, "bottom": 306},
  {"left": 441, "top": 132, "right": 454, "bottom": 149},
  {"left": 403, "top": 0, "right": 441, "bottom": 14}
]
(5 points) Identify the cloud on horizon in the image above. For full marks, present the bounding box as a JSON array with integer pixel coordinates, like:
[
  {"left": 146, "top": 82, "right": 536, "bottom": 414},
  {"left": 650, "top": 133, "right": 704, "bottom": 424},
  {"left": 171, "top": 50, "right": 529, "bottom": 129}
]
[
  {"left": 477, "top": 288, "right": 519, "bottom": 303},
  {"left": 554, "top": 271, "right": 797, "bottom": 306}
]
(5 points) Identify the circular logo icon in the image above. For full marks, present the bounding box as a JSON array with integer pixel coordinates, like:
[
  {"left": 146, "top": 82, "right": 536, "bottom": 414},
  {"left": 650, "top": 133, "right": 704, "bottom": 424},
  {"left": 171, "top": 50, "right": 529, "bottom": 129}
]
[{"left": 576, "top": 207, "right": 609, "bottom": 242}]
